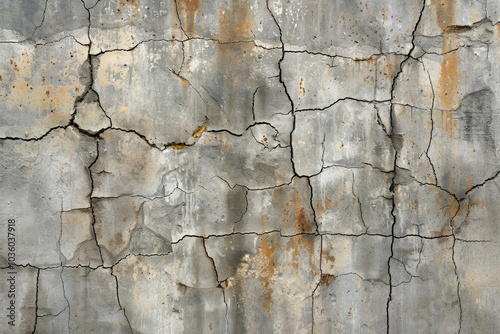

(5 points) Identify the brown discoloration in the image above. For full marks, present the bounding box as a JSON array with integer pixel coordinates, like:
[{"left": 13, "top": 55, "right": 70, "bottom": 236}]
[
  {"left": 432, "top": 0, "right": 456, "bottom": 31},
  {"left": 217, "top": 1, "right": 254, "bottom": 42},
  {"left": 119, "top": 0, "right": 141, "bottom": 16},
  {"left": 170, "top": 143, "right": 185, "bottom": 150},
  {"left": 380, "top": 8, "right": 387, "bottom": 23},
  {"left": 260, "top": 213, "right": 269, "bottom": 229},
  {"left": 450, "top": 206, "right": 463, "bottom": 229},
  {"left": 438, "top": 109, "right": 459, "bottom": 138},
  {"left": 192, "top": 122, "right": 207, "bottom": 138},
  {"left": 299, "top": 77, "right": 306, "bottom": 98},
  {"left": 322, "top": 249, "right": 335, "bottom": 265},
  {"left": 431, "top": 222, "right": 452, "bottom": 237},
  {"left": 282, "top": 201, "right": 290, "bottom": 226},
  {"left": 208, "top": 323, "right": 213, "bottom": 331},
  {"left": 292, "top": 194, "right": 314, "bottom": 233},
  {"left": 177, "top": 0, "right": 201, "bottom": 36},
  {"left": 438, "top": 37, "right": 460, "bottom": 110},
  {"left": 319, "top": 273, "right": 335, "bottom": 286},
  {"left": 256, "top": 235, "right": 277, "bottom": 313},
  {"left": 108, "top": 232, "right": 125, "bottom": 248}
]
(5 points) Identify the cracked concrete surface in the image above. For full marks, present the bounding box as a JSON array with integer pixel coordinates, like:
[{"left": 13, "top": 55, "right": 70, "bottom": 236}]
[{"left": 0, "top": 0, "right": 499, "bottom": 333}]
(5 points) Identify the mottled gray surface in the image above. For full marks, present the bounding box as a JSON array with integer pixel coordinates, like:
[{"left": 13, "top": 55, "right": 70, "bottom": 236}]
[{"left": 0, "top": 0, "right": 499, "bottom": 333}]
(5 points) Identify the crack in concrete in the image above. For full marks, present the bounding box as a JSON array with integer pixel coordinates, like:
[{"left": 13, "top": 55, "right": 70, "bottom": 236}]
[
  {"left": 386, "top": 0, "right": 426, "bottom": 331},
  {"left": 111, "top": 269, "right": 134, "bottom": 334}
]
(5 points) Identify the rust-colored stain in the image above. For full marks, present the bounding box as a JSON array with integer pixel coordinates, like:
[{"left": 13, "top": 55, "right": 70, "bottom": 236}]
[
  {"left": 316, "top": 197, "right": 332, "bottom": 219},
  {"left": 177, "top": 0, "right": 201, "bottom": 36},
  {"left": 292, "top": 194, "right": 314, "bottom": 233},
  {"left": 438, "top": 109, "right": 459, "bottom": 138},
  {"left": 322, "top": 249, "right": 335, "bottom": 265},
  {"left": 108, "top": 232, "right": 125, "bottom": 248},
  {"left": 450, "top": 205, "right": 463, "bottom": 230},
  {"left": 260, "top": 213, "right": 269, "bottom": 229},
  {"left": 432, "top": 0, "right": 456, "bottom": 31},
  {"left": 319, "top": 273, "right": 335, "bottom": 286},
  {"left": 438, "top": 37, "right": 460, "bottom": 110},
  {"left": 380, "top": 8, "right": 387, "bottom": 23},
  {"left": 192, "top": 122, "right": 207, "bottom": 138},
  {"left": 256, "top": 235, "right": 277, "bottom": 313},
  {"left": 208, "top": 322, "right": 213, "bottom": 331},
  {"left": 289, "top": 235, "right": 314, "bottom": 271},
  {"left": 431, "top": 222, "right": 452, "bottom": 237},
  {"left": 282, "top": 201, "right": 291, "bottom": 226},
  {"left": 289, "top": 194, "right": 317, "bottom": 271},
  {"left": 170, "top": 143, "right": 185, "bottom": 150},
  {"left": 299, "top": 77, "right": 306, "bottom": 98},
  {"left": 217, "top": 1, "right": 254, "bottom": 42},
  {"left": 118, "top": 0, "right": 141, "bottom": 16}
]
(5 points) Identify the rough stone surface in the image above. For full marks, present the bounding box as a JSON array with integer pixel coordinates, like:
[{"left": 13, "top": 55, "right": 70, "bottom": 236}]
[{"left": 0, "top": 0, "right": 499, "bottom": 333}]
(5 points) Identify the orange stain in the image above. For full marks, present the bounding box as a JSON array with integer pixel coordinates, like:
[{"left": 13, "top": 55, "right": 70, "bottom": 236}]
[
  {"left": 256, "top": 236, "right": 277, "bottom": 313},
  {"left": 433, "top": 0, "right": 456, "bottom": 31},
  {"left": 438, "top": 50, "right": 459, "bottom": 110},
  {"left": 217, "top": 1, "right": 254, "bottom": 42},
  {"left": 299, "top": 77, "right": 306, "bottom": 98},
  {"left": 177, "top": 0, "right": 201, "bottom": 36}
]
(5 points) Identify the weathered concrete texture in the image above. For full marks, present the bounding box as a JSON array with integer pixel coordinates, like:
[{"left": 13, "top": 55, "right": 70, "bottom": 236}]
[
  {"left": 0, "top": 128, "right": 96, "bottom": 267},
  {"left": 0, "top": 39, "right": 89, "bottom": 139},
  {"left": 389, "top": 237, "right": 461, "bottom": 333},
  {"left": 206, "top": 233, "right": 321, "bottom": 334},
  {"left": 1, "top": 0, "right": 500, "bottom": 333},
  {"left": 315, "top": 234, "right": 391, "bottom": 332}
]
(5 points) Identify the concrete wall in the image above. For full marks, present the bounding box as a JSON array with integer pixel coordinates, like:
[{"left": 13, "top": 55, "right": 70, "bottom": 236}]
[{"left": 1, "top": 0, "right": 499, "bottom": 333}]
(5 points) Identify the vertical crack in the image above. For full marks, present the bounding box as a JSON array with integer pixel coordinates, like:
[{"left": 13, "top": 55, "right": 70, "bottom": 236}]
[
  {"left": 266, "top": 0, "right": 297, "bottom": 176},
  {"left": 88, "top": 140, "right": 104, "bottom": 265},
  {"left": 202, "top": 238, "right": 231, "bottom": 334},
  {"left": 451, "top": 236, "right": 463, "bottom": 333},
  {"left": 306, "top": 177, "right": 320, "bottom": 234},
  {"left": 221, "top": 288, "right": 231, "bottom": 334},
  {"left": 386, "top": 1, "right": 426, "bottom": 332},
  {"left": 351, "top": 171, "right": 368, "bottom": 233},
  {"left": 32, "top": 268, "right": 40, "bottom": 334},
  {"left": 311, "top": 234, "right": 323, "bottom": 334},
  {"left": 60, "top": 268, "right": 71, "bottom": 332},
  {"left": 111, "top": 269, "right": 134, "bottom": 333},
  {"left": 422, "top": 61, "right": 438, "bottom": 184},
  {"left": 31, "top": 0, "right": 49, "bottom": 39}
]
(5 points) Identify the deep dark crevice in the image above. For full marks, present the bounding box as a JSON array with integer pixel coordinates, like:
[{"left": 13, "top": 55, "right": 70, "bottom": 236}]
[
  {"left": 32, "top": 268, "right": 40, "bottom": 334},
  {"left": 306, "top": 176, "right": 320, "bottom": 235},
  {"left": 386, "top": 0, "right": 426, "bottom": 332},
  {"left": 202, "top": 238, "right": 220, "bottom": 283},
  {"left": 463, "top": 168, "right": 500, "bottom": 198},
  {"left": 295, "top": 96, "right": 391, "bottom": 113},
  {"left": 88, "top": 140, "right": 105, "bottom": 266},
  {"left": 265, "top": 0, "right": 298, "bottom": 177}
]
